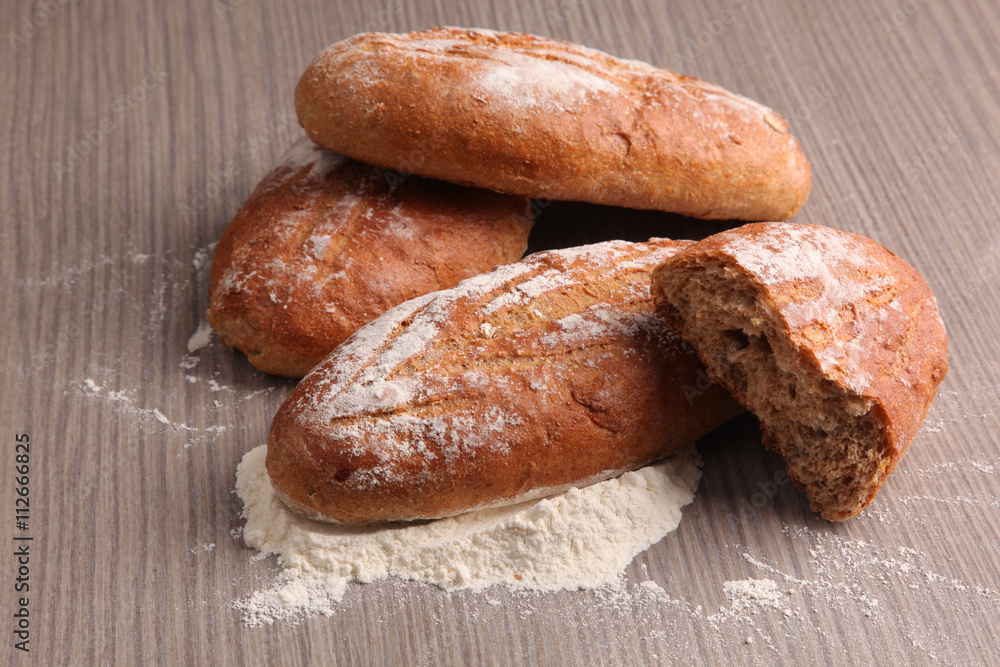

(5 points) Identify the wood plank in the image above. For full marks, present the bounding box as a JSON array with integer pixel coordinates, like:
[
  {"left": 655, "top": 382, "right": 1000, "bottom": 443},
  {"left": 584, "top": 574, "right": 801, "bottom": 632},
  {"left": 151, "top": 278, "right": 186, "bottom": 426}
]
[{"left": 2, "top": 0, "right": 999, "bottom": 664}]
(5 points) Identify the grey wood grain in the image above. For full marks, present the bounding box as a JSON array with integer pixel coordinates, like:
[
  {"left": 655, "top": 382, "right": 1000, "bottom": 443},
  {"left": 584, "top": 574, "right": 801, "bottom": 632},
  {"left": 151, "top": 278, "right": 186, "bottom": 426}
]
[{"left": 3, "top": 0, "right": 1000, "bottom": 664}]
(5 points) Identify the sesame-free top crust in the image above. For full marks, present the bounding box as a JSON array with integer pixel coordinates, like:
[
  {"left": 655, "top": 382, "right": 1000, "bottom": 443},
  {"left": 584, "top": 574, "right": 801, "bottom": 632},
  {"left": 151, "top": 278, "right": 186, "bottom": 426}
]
[{"left": 295, "top": 28, "right": 812, "bottom": 221}]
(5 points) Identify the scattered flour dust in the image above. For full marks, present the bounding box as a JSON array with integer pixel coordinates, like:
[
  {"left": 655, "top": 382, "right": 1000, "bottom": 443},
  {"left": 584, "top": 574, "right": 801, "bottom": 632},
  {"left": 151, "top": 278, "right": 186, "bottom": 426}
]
[
  {"left": 181, "top": 321, "right": 217, "bottom": 370},
  {"left": 720, "top": 578, "right": 784, "bottom": 614},
  {"left": 186, "top": 321, "right": 214, "bottom": 353},
  {"left": 233, "top": 445, "right": 704, "bottom": 626},
  {"left": 78, "top": 377, "right": 227, "bottom": 445}
]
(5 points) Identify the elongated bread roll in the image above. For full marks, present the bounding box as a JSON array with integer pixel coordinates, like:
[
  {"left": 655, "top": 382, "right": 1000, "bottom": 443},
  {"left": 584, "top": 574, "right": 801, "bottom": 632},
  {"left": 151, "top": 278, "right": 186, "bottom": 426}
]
[
  {"left": 266, "top": 239, "right": 743, "bottom": 523},
  {"left": 208, "top": 136, "right": 533, "bottom": 377},
  {"left": 651, "top": 223, "right": 948, "bottom": 520},
  {"left": 295, "top": 28, "right": 811, "bottom": 221}
]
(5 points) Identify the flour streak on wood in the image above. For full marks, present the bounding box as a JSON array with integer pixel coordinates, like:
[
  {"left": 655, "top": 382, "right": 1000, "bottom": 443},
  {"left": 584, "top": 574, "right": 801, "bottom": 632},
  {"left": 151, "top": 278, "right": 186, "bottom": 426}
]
[{"left": 2, "top": 0, "right": 1000, "bottom": 664}]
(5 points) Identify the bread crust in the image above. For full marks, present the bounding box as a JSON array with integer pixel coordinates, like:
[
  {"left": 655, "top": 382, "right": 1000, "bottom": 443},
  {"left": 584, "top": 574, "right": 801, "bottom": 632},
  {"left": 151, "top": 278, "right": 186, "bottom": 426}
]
[
  {"left": 295, "top": 28, "right": 812, "bottom": 221},
  {"left": 266, "top": 239, "right": 743, "bottom": 523},
  {"left": 207, "top": 137, "right": 533, "bottom": 377},
  {"left": 651, "top": 223, "right": 949, "bottom": 519}
]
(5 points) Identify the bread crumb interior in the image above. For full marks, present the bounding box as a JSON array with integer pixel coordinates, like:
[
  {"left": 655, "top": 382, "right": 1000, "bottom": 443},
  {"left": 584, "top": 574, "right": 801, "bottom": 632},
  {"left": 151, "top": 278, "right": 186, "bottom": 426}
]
[{"left": 664, "top": 262, "right": 887, "bottom": 519}]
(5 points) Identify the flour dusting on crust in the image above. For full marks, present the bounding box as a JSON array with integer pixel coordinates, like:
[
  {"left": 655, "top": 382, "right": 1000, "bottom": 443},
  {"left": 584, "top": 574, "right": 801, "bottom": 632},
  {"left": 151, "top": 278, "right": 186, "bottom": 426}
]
[
  {"left": 348, "top": 28, "right": 775, "bottom": 121},
  {"left": 717, "top": 225, "right": 907, "bottom": 393},
  {"left": 290, "top": 240, "right": 689, "bottom": 493}
]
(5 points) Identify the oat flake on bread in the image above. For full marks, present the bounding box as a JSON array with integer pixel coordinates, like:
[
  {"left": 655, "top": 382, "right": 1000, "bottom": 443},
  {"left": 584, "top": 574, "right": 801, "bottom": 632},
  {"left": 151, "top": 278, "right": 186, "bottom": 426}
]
[{"left": 233, "top": 444, "right": 703, "bottom": 626}]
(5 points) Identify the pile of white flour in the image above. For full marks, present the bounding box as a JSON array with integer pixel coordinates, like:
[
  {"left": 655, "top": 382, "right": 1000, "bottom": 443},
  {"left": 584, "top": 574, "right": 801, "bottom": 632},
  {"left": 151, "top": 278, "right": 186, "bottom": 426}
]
[{"left": 234, "top": 445, "right": 703, "bottom": 626}]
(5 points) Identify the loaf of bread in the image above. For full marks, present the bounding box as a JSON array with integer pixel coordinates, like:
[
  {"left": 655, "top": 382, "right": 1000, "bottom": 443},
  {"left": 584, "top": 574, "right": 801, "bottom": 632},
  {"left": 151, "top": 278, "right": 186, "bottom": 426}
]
[
  {"left": 651, "top": 223, "right": 948, "bottom": 520},
  {"left": 207, "top": 136, "right": 533, "bottom": 377},
  {"left": 295, "top": 28, "right": 812, "bottom": 221},
  {"left": 266, "top": 239, "right": 744, "bottom": 523}
]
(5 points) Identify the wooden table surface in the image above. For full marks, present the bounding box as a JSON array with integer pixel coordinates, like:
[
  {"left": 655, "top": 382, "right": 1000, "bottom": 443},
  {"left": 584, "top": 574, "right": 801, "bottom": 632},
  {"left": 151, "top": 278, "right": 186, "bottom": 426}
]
[{"left": 3, "top": 0, "right": 1000, "bottom": 664}]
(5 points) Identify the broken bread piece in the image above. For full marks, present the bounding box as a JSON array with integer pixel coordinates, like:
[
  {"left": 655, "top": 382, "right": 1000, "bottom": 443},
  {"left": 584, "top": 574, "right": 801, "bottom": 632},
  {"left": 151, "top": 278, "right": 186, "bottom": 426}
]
[
  {"left": 267, "top": 239, "right": 743, "bottom": 523},
  {"left": 651, "top": 223, "right": 948, "bottom": 520}
]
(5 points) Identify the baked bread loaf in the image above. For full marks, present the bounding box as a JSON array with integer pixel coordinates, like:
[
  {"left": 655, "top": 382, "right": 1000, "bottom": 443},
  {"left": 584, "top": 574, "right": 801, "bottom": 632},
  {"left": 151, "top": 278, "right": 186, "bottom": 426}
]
[
  {"left": 651, "top": 223, "right": 948, "bottom": 520},
  {"left": 266, "top": 239, "right": 744, "bottom": 523},
  {"left": 207, "top": 136, "right": 533, "bottom": 377},
  {"left": 295, "top": 28, "right": 812, "bottom": 221}
]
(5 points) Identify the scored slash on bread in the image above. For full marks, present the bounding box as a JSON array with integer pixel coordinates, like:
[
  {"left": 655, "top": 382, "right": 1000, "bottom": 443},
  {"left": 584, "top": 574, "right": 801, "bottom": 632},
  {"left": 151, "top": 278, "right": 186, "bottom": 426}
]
[
  {"left": 295, "top": 28, "right": 812, "bottom": 221},
  {"left": 652, "top": 223, "right": 948, "bottom": 520},
  {"left": 207, "top": 136, "right": 533, "bottom": 377},
  {"left": 266, "top": 239, "right": 744, "bottom": 523}
]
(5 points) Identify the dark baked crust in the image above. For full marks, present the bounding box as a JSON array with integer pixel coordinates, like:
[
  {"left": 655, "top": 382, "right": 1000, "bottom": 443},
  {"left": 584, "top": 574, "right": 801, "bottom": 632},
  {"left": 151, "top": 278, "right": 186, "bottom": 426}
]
[
  {"left": 207, "top": 137, "right": 533, "bottom": 377},
  {"left": 294, "top": 28, "right": 812, "bottom": 221},
  {"left": 266, "top": 239, "right": 743, "bottom": 523},
  {"left": 651, "top": 223, "right": 949, "bottom": 520}
]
